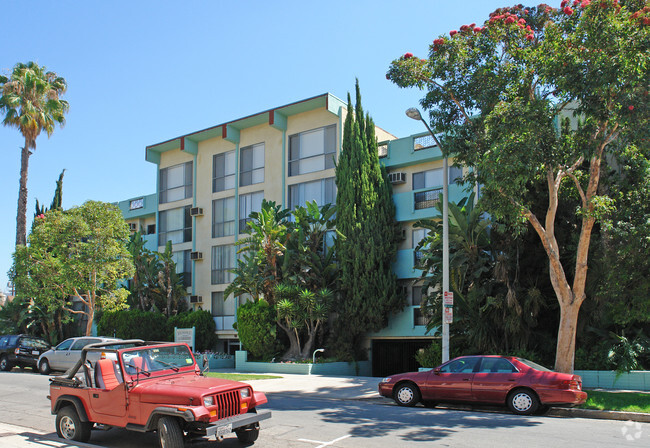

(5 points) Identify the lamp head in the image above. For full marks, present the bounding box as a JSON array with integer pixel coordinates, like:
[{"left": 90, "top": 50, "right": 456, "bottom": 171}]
[{"left": 405, "top": 107, "right": 423, "bottom": 121}]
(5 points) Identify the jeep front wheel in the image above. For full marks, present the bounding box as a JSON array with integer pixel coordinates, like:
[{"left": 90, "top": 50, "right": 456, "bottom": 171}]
[
  {"left": 157, "top": 416, "right": 183, "bottom": 448},
  {"left": 56, "top": 406, "right": 91, "bottom": 442},
  {"left": 235, "top": 423, "right": 260, "bottom": 444}
]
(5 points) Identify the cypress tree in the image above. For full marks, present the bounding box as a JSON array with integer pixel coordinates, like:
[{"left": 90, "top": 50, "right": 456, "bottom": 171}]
[{"left": 333, "top": 80, "right": 404, "bottom": 360}]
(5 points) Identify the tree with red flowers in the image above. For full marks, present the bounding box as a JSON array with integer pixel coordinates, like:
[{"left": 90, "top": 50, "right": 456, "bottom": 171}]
[{"left": 387, "top": 0, "right": 649, "bottom": 373}]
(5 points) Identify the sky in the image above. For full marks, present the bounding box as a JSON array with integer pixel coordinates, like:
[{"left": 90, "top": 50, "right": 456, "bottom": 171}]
[{"left": 0, "top": 0, "right": 520, "bottom": 293}]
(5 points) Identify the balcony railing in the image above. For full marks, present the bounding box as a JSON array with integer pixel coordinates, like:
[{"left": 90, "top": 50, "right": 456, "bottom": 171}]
[
  {"left": 414, "top": 188, "right": 443, "bottom": 210},
  {"left": 413, "top": 134, "right": 436, "bottom": 151},
  {"left": 213, "top": 315, "right": 235, "bottom": 331}
]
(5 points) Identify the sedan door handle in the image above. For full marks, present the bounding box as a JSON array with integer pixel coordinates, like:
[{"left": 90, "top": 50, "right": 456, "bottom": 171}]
[
  {"left": 463, "top": 378, "right": 470, "bottom": 381},
  {"left": 508, "top": 379, "right": 516, "bottom": 382}
]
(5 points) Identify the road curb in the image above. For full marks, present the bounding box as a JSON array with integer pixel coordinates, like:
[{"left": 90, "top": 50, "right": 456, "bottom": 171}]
[{"left": 548, "top": 407, "right": 650, "bottom": 423}]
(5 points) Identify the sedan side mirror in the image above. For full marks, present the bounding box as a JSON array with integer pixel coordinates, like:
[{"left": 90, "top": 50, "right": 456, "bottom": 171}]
[{"left": 433, "top": 368, "right": 441, "bottom": 375}]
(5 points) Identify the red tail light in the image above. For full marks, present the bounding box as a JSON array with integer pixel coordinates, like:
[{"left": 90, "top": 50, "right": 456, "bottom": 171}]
[{"left": 560, "top": 379, "right": 581, "bottom": 390}]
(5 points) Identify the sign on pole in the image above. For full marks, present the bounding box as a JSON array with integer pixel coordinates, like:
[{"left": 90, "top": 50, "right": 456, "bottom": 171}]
[
  {"left": 174, "top": 326, "right": 196, "bottom": 352},
  {"left": 443, "top": 291, "right": 454, "bottom": 307},
  {"left": 443, "top": 306, "right": 453, "bottom": 324}
]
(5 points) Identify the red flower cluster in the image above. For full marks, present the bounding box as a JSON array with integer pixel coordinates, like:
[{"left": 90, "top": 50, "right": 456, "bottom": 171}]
[
  {"left": 629, "top": 105, "right": 635, "bottom": 111},
  {"left": 564, "top": 6, "right": 574, "bottom": 15},
  {"left": 36, "top": 214, "right": 45, "bottom": 219},
  {"left": 630, "top": 6, "right": 650, "bottom": 26},
  {"left": 404, "top": 52, "right": 414, "bottom": 59},
  {"left": 433, "top": 38, "right": 445, "bottom": 46},
  {"left": 449, "top": 30, "right": 458, "bottom": 36}
]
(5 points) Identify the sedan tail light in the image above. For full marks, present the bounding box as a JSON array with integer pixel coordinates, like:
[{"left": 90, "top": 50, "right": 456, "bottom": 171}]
[{"left": 560, "top": 379, "right": 581, "bottom": 390}]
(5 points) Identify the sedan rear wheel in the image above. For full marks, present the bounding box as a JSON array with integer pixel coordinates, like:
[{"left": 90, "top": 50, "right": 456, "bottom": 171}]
[
  {"left": 0, "top": 356, "right": 12, "bottom": 371},
  {"left": 394, "top": 382, "right": 421, "bottom": 407},
  {"left": 507, "top": 389, "right": 539, "bottom": 415}
]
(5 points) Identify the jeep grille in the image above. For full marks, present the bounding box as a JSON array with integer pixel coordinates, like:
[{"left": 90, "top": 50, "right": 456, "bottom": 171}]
[{"left": 216, "top": 390, "right": 241, "bottom": 419}]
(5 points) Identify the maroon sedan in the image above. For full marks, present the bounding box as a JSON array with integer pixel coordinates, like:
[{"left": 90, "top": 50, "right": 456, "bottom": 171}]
[{"left": 378, "top": 355, "right": 587, "bottom": 415}]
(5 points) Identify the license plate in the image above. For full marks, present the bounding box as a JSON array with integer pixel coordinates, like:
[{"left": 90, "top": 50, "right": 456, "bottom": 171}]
[
  {"left": 32, "top": 351, "right": 40, "bottom": 355},
  {"left": 216, "top": 424, "right": 232, "bottom": 437}
]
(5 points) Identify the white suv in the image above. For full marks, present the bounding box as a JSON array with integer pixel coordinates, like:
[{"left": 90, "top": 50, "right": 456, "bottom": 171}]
[{"left": 38, "top": 336, "right": 119, "bottom": 374}]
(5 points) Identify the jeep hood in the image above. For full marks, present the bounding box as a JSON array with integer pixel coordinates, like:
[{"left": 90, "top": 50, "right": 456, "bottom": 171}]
[{"left": 134, "top": 374, "right": 249, "bottom": 405}]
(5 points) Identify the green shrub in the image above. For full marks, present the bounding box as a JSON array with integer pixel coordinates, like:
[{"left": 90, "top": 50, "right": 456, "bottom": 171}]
[
  {"left": 235, "top": 300, "right": 280, "bottom": 360},
  {"left": 415, "top": 340, "right": 442, "bottom": 368}
]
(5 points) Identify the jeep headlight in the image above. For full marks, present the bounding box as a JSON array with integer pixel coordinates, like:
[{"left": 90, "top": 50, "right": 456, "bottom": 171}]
[
  {"left": 240, "top": 388, "right": 250, "bottom": 398},
  {"left": 203, "top": 396, "right": 214, "bottom": 407}
]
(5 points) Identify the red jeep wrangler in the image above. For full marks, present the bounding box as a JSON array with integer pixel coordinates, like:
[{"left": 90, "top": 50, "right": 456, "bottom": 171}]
[{"left": 48, "top": 340, "right": 271, "bottom": 446}]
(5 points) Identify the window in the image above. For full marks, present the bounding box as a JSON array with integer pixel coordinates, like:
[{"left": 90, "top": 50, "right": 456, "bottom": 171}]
[
  {"left": 289, "top": 125, "right": 336, "bottom": 176},
  {"left": 212, "top": 197, "right": 236, "bottom": 238},
  {"left": 213, "top": 150, "right": 236, "bottom": 192},
  {"left": 288, "top": 177, "right": 336, "bottom": 210},
  {"left": 240, "top": 143, "right": 264, "bottom": 186},
  {"left": 440, "top": 357, "right": 479, "bottom": 373},
  {"left": 378, "top": 144, "right": 388, "bottom": 158},
  {"left": 411, "top": 286, "right": 423, "bottom": 306},
  {"left": 477, "top": 357, "right": 518, "bottom": 373},
  {"left": 413, "top": 229, "right": 427, "bottom": 265},
  {"left": 413, "top": 165, "right": 463, "bottom": 190},
  {"left": 239, "top": 191, "right": 264, "bottom": 233},
  {"left": 159, "top": 162, "right": 193, "bottom": 203},
  {"left": 211, "top": 292, "right": 236, "bottom": 331},
  {"left": 413, "top": 307, "right": 428, "bottom": 326},
  {"left": 172, "top": 249, "right": 192, "bottom": 287},
  {"left": 158, "top": 206, "right": 192, "bottom": 246},
  {"left": 211, "top": 245, "right": 235, "bottom": 284}
]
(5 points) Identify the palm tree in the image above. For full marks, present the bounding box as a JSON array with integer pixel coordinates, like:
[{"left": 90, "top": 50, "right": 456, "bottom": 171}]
[{"left": 0, "top": 61, "right": 69, "bottom": 246}]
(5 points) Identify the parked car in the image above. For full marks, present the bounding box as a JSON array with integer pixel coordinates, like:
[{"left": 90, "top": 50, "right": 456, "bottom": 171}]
[
  {"left": 49, "top": 339, "right": 271, "bottom": 446},
  {"left": 0, "top": 334, "right": 51, "bottom": 372},
  {"left": 378, "top": 355, "right": 587, "bottom": 415},
  {"left": 38, "top": 336, "right": 119, "bottom": 375}
]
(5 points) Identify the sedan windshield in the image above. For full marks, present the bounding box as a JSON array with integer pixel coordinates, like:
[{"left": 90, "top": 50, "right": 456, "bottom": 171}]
[{"left": 122, "top": 345, "right": 194, "bottom": 375}]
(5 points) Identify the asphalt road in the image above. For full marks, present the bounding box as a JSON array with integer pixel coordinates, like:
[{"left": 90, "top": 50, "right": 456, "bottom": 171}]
[{"left": 1, "top": 369, "right": 648, "bottom": 448}]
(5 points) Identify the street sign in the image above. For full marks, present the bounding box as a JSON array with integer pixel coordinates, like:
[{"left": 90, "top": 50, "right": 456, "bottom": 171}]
[
  {"left": 443, "top": 291, "right": 454, "bottom": 307},
  {"left": 174, "top": 327, "right": 196, "bottom": 352},
  {"left": 443, "top": 306, "right": 453, "bottom": 324}
]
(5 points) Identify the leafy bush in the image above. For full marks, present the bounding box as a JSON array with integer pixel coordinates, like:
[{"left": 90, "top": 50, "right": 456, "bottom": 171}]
[
  {"left": 235, "top": 300, "right": 281, "bottom": 360},
  {"left": 415, "top": 340, "right": 442, "bottom": 368}
]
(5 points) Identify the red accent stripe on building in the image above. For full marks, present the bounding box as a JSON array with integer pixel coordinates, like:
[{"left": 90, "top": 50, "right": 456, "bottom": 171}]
[
  {"left": 222, "top": 126, "right": 227, "bottom": 139},
  {"left": 269, "top": 110, "right": 275, "bottom": 126},
  {"left": 180, "top": 138, "right": 185, "bottom": 151}
]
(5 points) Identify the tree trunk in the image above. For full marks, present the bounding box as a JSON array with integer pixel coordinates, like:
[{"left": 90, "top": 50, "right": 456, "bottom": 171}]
[
  {"left": 277, "top": 320, "right": 301, "bottom": 359},
  {"left": 554, "top": 301, "right": 580, "bottom": 373},
  {"left": 15, "top": 144, "right": 30, "bottom": 247}
]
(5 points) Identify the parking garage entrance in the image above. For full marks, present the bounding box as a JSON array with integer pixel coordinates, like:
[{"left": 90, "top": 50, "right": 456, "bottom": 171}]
[{"left": 371, "top": 338, "right": 433, "bottom": 377}]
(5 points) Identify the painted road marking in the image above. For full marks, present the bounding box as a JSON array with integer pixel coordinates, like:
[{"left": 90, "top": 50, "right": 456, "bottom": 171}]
[{"left": 298, "top": 434, "right": 352, "bottom": 447}]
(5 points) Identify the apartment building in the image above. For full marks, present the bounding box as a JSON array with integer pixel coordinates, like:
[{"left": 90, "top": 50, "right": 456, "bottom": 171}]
[{"left": 120, "top": 93, "right": 472, "bottom": 375}]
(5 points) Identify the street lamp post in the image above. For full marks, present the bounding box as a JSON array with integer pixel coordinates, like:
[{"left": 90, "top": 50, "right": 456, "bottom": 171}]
[{"left": 406, "top": 108, "right": 450, "bottom": 363}]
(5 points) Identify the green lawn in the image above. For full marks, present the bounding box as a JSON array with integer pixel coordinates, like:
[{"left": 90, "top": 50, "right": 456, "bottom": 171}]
[
  {"left": 205, "top": 372, "right": 282, "bottom": 381},
  {"left": 581, "top": 390, "right": 650, "bottom": 413}
]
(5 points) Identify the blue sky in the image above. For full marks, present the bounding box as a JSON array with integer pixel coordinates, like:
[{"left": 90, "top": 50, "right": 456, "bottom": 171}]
[{"left": 0, "top": 0, "right": 516, "bottom": 292}]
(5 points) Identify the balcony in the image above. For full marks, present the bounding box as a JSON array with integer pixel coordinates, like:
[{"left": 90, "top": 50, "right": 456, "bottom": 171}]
[{"left": 393, "top": 182, "right": 468, "bottom": 222}]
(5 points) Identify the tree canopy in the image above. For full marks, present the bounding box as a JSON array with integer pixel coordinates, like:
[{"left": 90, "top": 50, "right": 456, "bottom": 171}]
[
  {"left": 387, "top": 0, "right": 649, "bottom": 372},
  {"left": 11, "top": 201, "right": 134, "bottom": 336},
  {"left": 0, "top": 61, "right": 69, "bottom": 246}
]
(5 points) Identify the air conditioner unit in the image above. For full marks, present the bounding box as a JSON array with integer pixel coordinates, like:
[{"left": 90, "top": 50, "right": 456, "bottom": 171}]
[
  {"left": 190, "top": 295, "right": 202, "bottom": 303},
  {"left": 190, "top": 251, "right": 203, "bottom": 261},
  {"left": 190, "top": 207, "right": 204, "bottom": 217},
  {"left": 128, "top": 222, "right": 137, "bottom": 232},
  {"left": 388, "top": 172, "right": 406, "bottom": 184}
]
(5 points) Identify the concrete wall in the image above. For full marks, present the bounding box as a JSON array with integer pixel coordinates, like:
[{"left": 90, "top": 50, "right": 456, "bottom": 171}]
[
  {"left": 235, "top": 351, "right": 372, "bottom": 376},
  {"left": 576, "top": 370, "right": 650, "bottom": 391}
]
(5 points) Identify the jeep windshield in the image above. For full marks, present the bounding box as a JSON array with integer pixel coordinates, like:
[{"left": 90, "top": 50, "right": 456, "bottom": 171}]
[{"left": 121, "top": 344, "right": 194, "bottom": 376}]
